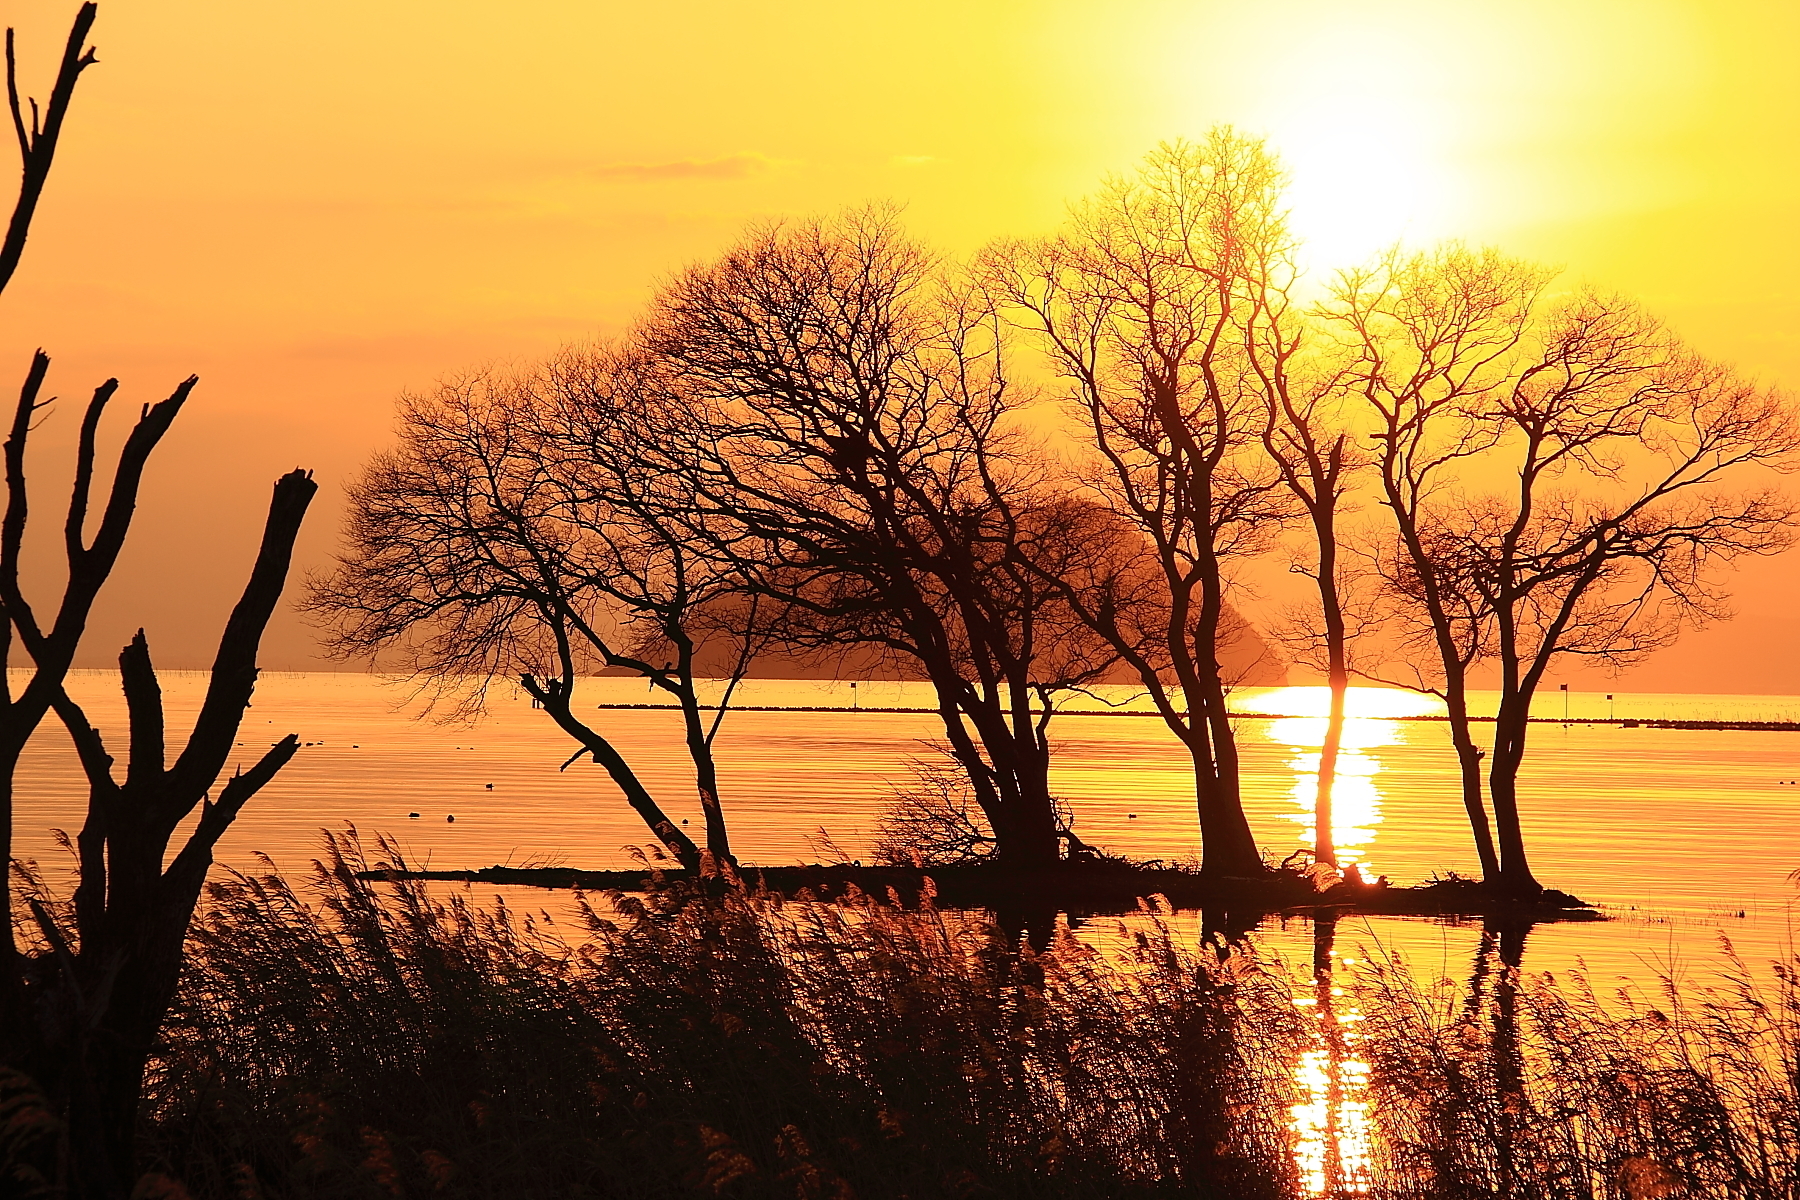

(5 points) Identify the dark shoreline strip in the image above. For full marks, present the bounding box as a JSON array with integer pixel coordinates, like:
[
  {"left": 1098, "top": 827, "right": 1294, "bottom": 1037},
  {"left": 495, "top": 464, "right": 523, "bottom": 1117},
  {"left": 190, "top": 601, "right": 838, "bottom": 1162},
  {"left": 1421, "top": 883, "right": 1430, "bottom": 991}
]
[{"left": 362, "top": 861, "right": 1604, "bottom": 923}]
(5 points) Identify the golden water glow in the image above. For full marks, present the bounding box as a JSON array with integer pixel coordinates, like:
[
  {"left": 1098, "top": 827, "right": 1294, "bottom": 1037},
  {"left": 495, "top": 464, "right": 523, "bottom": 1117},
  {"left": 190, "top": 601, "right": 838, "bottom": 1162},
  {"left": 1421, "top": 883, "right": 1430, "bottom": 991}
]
[
  {"left": 1281, "top": 748, "right": 1384, "bottom": 871},
  {"left": 1249, "top": 686, "right": 1444, "bottom": 722},
  {"left": 1257, "top": 688, "right": 1429, "bottom": 1186},
  {"left": 1255, "top": 687, "right": 1442, "bottom": 874},
  {"left": 1289, "top": 948, "right": 1374, "bottom": 1196}
]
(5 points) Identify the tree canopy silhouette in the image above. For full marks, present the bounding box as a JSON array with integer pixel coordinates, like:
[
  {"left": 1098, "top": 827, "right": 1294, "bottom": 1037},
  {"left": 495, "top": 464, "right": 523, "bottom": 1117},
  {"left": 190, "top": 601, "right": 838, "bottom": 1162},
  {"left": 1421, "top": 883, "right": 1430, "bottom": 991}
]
[
  {"left": 982, "top": 133, "right": 1294, "bottom": 877},
  {"left": 310, "top": 352, "right": 775, "bottom": 871},
  {"left": 634, "top": 209, "right": 1130, "bottom": 870},
  {"left": 1335, "top": 246, "right": 1799, "bottom": 895}
]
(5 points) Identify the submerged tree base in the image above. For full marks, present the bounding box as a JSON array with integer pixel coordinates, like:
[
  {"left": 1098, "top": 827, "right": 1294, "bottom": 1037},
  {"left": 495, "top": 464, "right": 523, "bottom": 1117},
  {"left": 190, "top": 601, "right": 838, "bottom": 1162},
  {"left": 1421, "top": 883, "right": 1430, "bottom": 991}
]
[{"left": 366, "top": 860, "right": 1603, "bottom": 924}]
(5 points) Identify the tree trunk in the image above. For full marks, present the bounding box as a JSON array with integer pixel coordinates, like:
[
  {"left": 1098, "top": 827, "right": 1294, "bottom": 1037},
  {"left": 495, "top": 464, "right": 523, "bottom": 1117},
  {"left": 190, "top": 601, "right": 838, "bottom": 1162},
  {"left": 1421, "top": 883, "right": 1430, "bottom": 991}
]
[
  {"left": 1441, "top": 686, "right": 1502, "bottom": 882},
  {"left": 1003, "top": 677, "right": 1063, "bottom": 869},
  {"left": 1486, "top": 699, "right": 1542, "bottom": 897},
  {"left": 527, "top": 681, "right": 702, "bottom": 871},
  {"left": 1190, "top": 516, "right": 1264, "bottom": 878},
  {"left": 989, "top": 785, "right": 1063, "bottom": 869},
  {"left": 977, "top": 719, "right": 1061, "bottom": 870},
  {"left": 1314, "top": 682, "right": 1344, "bottom": 869},
  {"left": 1192, "top": 767, "right": 1262, "bottom": 877},
  {"left": 1187, "top": 673, "right": 1263, "bottom": 878},
  {"left": 676, "top": 689, "right": 733, "bottom": 865},
  {"left": 1312, "top": 517, "right": 1350, "bottom": 868},
  {"left": 924, "top": 658, "right": 1065, "bottom": 871}
]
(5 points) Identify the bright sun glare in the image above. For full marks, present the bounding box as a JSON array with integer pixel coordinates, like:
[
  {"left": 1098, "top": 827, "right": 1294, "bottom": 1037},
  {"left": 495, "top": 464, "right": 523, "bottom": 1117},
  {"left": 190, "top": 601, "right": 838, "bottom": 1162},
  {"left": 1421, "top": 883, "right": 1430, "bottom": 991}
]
[
  {"left": 1254, "top": 32, "right": 1462, "bottom": 271},
  {"left": 1246, "top": 686, "right": 1444, "bottom": 722},
  {"left": 1250, "top": 686, "right": 1440, "bottom": 877},
  {"left": 1145, "top": 1, "right": 1704, "bottom": 277},
  {"left": 1149, "top": 3, "right": 1507, "bottom": 274}
]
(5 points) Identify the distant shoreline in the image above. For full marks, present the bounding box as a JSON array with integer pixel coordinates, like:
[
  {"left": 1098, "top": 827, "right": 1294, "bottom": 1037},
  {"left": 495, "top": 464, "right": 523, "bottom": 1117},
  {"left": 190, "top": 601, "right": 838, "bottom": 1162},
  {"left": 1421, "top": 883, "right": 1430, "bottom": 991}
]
[{"left": 589, "top": 702, "right": 1800, "bottom": 732}]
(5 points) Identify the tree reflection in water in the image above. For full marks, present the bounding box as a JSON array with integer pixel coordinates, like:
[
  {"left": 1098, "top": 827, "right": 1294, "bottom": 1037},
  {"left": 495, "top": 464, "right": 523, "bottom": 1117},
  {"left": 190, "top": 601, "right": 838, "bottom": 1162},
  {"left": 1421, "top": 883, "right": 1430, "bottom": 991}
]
[{"left": 1287, "top": 915, "right": 1537, "bottom": 1196}]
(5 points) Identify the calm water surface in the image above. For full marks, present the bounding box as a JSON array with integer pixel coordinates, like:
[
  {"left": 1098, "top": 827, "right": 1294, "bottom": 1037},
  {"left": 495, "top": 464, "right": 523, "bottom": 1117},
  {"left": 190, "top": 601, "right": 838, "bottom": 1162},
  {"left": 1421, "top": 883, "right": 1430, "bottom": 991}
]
[{"left": 13, "top": 671, "right": 1799, "bottom": 982}]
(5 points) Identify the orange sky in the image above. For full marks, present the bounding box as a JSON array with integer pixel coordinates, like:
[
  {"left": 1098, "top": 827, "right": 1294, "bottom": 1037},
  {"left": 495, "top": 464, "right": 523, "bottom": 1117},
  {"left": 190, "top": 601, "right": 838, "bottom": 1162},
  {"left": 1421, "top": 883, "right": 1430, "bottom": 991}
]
[{"left": 2, "top": 0, "right": 1797, "bottom": 690}]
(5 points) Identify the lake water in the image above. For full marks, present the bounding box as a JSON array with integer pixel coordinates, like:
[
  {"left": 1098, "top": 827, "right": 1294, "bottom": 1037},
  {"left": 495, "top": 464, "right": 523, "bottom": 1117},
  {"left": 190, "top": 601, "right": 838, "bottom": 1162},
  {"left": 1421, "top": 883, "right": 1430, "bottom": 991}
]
[{"left": 12, "top": 670, "right": 1799, "bottom": 984}]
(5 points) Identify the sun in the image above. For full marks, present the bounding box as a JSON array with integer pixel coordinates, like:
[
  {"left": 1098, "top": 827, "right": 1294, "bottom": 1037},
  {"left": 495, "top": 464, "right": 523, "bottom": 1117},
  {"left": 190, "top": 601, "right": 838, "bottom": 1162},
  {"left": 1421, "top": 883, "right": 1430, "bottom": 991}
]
[
  {"left": 1102, "top": 0, "right": 1711, "bottom": 279},
  {"left": 1211, "top": 12, "right": 1471, "bottom": 273},
  {"left": 1115, "top": 1, "right": 1514, "bottom": 275},
  {"left": 1262, "top": 102, "right": 1459, "bottom": 276}
]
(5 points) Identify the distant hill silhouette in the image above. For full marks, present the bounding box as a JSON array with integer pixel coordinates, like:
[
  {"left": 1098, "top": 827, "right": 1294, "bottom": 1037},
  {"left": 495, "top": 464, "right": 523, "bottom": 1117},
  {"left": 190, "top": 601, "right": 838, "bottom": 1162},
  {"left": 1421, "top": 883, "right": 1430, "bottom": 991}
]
[{"left": 603, "top": 604, "right": 1286, "bottom": 687}]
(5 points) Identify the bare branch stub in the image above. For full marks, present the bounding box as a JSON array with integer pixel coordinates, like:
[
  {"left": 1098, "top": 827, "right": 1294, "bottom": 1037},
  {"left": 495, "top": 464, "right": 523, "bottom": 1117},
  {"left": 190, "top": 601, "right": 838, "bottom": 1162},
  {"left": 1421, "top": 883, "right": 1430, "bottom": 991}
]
[
  {"left": 0, "top": 5, "right": 326, "bottom": 1191},
  {"left": 0, "top": 2, "right": 98, "bottom": 294}
]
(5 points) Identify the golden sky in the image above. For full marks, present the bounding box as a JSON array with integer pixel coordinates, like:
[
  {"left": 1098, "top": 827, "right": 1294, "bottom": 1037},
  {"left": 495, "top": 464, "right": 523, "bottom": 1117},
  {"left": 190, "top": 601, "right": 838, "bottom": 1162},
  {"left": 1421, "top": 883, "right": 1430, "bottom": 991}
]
[{"left": 3, "top": 0, "right": 1797, "bottom": 687}]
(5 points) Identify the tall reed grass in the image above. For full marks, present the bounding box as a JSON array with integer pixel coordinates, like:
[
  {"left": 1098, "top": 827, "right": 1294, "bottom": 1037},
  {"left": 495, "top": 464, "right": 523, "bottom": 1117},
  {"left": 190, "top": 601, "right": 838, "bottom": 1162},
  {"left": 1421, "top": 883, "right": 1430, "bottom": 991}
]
[
  {"left": 1355, "top": 933, "right": 1799, "bottom": 1198},
  {"left": 139, "top": 832, "right": 1297, "bottom": 1199},
  {"left": 11, "top": 832, "right": 1796, "bottom": 1198}
]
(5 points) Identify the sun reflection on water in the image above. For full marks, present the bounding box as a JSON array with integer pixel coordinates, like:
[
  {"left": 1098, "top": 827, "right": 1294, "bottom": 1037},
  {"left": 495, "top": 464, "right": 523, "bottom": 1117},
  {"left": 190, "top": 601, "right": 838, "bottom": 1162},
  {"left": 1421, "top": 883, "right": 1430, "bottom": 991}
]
[
  {"left": 1289, "top": 933, "right": 1373, "bottom": 1196},
  {"left": 1247, "top": 689, "right": 1440, "bottom": 1192},
  {"left": 1252, "top": 686, "right": 1443, "bottom": 877}
]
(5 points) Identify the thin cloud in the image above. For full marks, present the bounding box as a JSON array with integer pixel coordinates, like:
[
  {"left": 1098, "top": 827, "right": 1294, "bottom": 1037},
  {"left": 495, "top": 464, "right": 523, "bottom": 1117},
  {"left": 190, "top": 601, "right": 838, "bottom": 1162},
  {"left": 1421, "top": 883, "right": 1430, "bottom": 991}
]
[{"left": 591, "top": 152, "right": 786, "bottom": 182}]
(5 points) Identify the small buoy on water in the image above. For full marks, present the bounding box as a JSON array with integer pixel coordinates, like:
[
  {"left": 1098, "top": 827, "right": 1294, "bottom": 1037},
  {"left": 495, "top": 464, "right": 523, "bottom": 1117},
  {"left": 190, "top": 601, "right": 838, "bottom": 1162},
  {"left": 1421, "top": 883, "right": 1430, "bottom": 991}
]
[
  {"left": 485, "top": 783, "right": 494, "bottom": 789},
  {"left": 447, "top": 814, "right": 455, "bottom": 823},
  {"left": 681, "top": 818, "right": 688, "bottom": 825}
]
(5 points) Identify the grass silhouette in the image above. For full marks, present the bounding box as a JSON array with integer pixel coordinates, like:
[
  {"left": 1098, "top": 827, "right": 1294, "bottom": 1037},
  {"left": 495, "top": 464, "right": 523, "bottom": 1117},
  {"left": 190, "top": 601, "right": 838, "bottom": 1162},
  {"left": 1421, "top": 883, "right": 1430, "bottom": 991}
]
[{"left": 11, "top": 830, "right": 1789, "bottom": 1198}]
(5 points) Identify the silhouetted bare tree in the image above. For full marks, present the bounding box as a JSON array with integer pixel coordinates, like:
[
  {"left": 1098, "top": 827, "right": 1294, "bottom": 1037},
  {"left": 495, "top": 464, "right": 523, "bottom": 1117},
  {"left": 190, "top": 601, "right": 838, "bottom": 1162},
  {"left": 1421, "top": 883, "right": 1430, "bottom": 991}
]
[
  {"left": 636, "top": 209, "right": 1122, "bottom": 870},
  {"left": 309, "top": 353, "right": 770, "bottom": 872},
  {"left": 1335, "top": 247, "right": 1800, "bottom": 896},
  {"left": 0, "top": 8, "right": 96, "bottom": 940},
  {"left": 983, "top": 133, "right": 1294, "bottom": 878},
  {"left": 11, "top": 471, "right": 315, "bottom": 1199},
  {"left": 0, "top": 14, "right": 319, "bottom": 1195}
]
